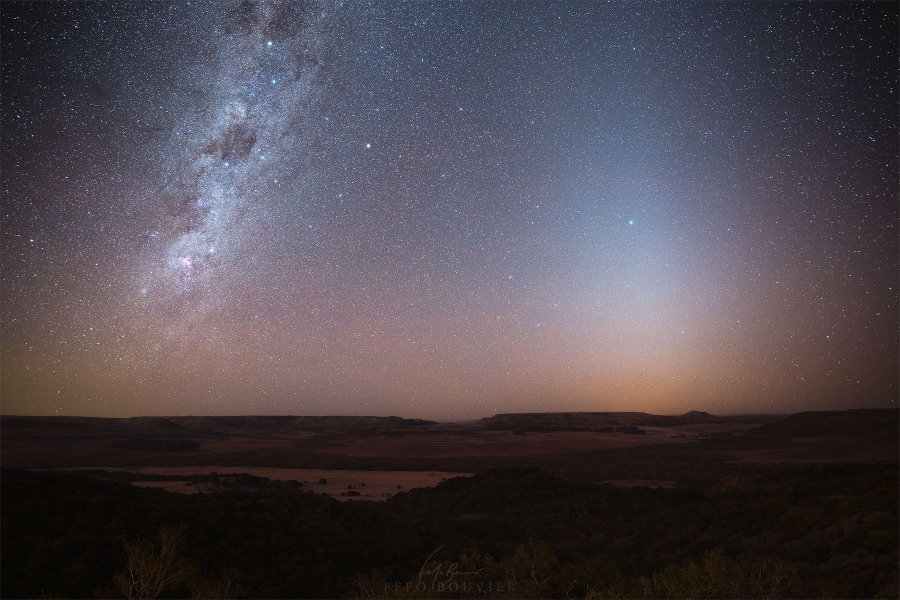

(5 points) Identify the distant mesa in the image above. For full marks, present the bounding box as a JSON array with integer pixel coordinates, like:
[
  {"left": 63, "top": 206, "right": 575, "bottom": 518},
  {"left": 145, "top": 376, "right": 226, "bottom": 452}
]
[
  {"left": 480, "top": 411, "right": 736, "bottom": 432},
  {"left": 678, "top": 410, "right": 724, "bottom": 424},
  {"left": 2, "top": 409, "right": 897, "bottom": 469},
  {"left": 162, "top": 415, "right": 438, "bottom": 435},
  {"left": 0, "top": 415, "right": 440, "bottom": 448},
  {"left": 3, "top": 410, "right": 894, "bottom": 445},
  {"left": 746, "top": 409, "right": 899, "bottom": 440},
  {"left": 122, "top": 416, "right": 197, "bottom": 434}
]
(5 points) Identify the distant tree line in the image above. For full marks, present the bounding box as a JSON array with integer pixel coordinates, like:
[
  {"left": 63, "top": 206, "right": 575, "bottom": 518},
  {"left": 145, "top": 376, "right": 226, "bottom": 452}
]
[{"left": 111, "top": 439, "right": 201, "bottom": 452}]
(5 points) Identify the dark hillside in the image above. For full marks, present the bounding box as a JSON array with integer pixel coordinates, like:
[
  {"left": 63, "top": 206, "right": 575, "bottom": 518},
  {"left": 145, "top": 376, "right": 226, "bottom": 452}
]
[
  {"left": 747, "top": 409, "right": 899, "bottom": 439},
  {"left": 2, "top": 463, "right": 896, "bottom": 599}
]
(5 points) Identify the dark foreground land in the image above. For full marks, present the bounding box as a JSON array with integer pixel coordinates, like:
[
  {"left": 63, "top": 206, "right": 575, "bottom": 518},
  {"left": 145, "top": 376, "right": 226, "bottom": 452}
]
[{"left": 1, "top": 409, "right": 897, "bottom": 599}]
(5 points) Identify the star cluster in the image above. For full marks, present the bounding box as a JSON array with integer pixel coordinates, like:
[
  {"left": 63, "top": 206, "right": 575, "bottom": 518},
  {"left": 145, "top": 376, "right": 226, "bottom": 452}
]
[{"left": 1, "top": 1, "right": 897, "bottom": 419}]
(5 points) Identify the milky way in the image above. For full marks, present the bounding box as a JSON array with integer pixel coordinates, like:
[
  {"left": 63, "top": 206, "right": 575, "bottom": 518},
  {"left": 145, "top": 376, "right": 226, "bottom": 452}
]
[
  {"left": 2, "top": 1, "right": 897, "bottom": 419},
  {"left": 136, "top": 1, "right": 339, "bottom": 340}
]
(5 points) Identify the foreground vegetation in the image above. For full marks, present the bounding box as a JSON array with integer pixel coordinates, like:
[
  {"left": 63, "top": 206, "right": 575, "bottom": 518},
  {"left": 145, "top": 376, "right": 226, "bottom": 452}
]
[{"left": 1, "top": 462, "right": 897, "bottom": 599}]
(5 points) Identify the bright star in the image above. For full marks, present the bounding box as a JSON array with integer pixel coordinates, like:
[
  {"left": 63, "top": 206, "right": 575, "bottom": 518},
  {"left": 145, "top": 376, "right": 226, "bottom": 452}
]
[{"left": 628, "top": 220, "right": 634, "bottom": 225}]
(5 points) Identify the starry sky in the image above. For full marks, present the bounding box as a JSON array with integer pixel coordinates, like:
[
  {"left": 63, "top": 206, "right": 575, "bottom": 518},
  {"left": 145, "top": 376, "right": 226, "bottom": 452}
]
[{"left": 2, "top": 1, "right": 897, "bottom": 420}]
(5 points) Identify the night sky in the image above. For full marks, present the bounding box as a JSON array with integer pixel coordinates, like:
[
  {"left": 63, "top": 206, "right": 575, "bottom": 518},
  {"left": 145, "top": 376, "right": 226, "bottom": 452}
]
[{"left": 2, "top": 1, "right": 897, "bottom": 420}]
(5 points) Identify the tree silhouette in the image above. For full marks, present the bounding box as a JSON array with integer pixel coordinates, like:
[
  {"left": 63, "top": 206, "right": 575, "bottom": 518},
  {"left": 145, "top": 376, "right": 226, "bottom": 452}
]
[{"left": 112, "top": 526, "right": 190, "bottom": 599}]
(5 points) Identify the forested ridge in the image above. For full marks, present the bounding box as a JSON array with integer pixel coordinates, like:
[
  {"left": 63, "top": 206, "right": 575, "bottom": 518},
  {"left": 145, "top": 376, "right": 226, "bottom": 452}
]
[{"left": 2, "top": 463, "right": 897, "bottom": 599}]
